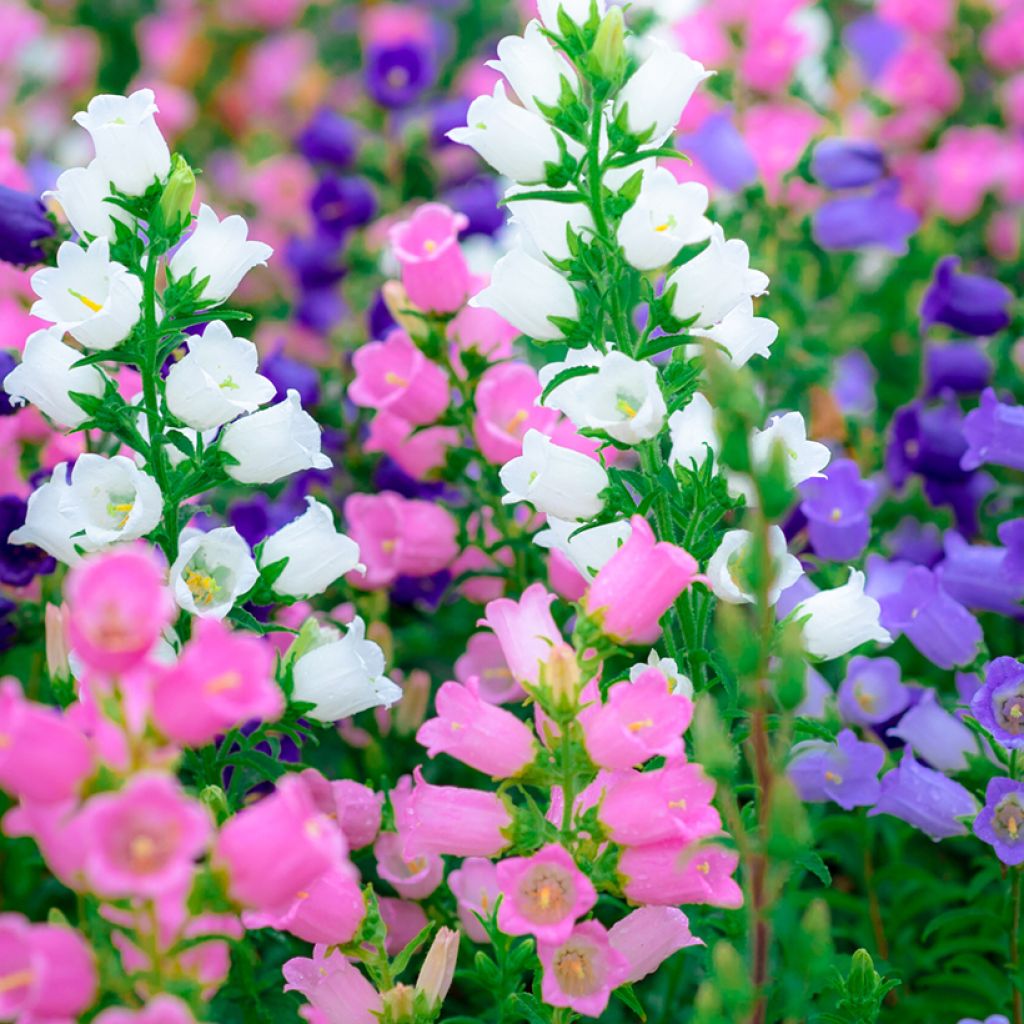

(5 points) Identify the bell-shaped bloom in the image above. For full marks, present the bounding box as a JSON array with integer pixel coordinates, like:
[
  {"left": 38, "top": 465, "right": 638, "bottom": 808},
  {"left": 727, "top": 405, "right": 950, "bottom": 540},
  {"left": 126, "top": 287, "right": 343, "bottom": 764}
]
[
  {"left": 706, "top": 526, "right": 803, "bottom": 606},
  {"left": 448, "top": 857, "right": 501, "bottom": 942},
  {"left": 94, "top": 995, "right": 197, "bottom": 1024},
  {"left": 668, "top": 225, "right": 768, "bottom": 328},
  {"left": 471, "top": 248, "right": 579, "bottom": 342},
  {"left": 299, "top": 769, "right": 383, "bottom": 850},
  {"left": 479, "top": 584, "right": 564, "bottom": 688},
  {"left": 537, "top": 0, "right": 605, "bottom": 29},
  {"left": 169, "top": 204, "right": 272, "bottom": 305},
  {"left": 489, "top": 20, "right": 579, "bottom": 115},
  {"left": 8, "top": 464, "right": 86, "bottom": 566},
  {"left": 974, "top": 777, "right": 1024, "bottom": 867},
  {"left": 920, "top": 256, "right": 1013, "bottom": 336},
  {"left": 349, "top": 329, "right": 450, "bottom": 426},
  {"left": 500, "top": 429, "right": 607, "bottom": 522},
  {"left": 537, "top": 920, "right": 629, "bottom": 1018},
  {"left": 3, "top": 327, "right": 106, "bottom": 428},
  {"left": 449, "top": 81, "right": 570, "bottom": 184},
  {"left": 66, "top": 545, "right": 173, "bottom": 675},
  {"left": 165, "top": 320, "right": 275, "bottom": 430},
  {"left": 598, "top": 761, "right": 721, "bottom": 846},
  {"left": 290, "top": 617, "right": 402, "bottom": 722},
  {"left": 618, "top": 168, "right": 711, "bottom": 271},
  {"left": 799, "top": 458, "right": 877, "bottom": 562},
  {"left": 0, "top": 680, "right": 93, "bottom": 803},
  {"left": 0, "top": 184, "right": 56, "bottom": 265},
  {"left": 889, "top": 691, "right": 976, "bottom": 773},
  {"left": 152, "top": 618, "right": 283, "bottom": 746},
  {"left": 312, "top": 175, "right": 377, "bottom": 237},
  {"left": 691, "top": 298, "right": 779, "bottom": 367},
  {"left": 417, "top": 679, "right": 537, "bottom": 777},
  {"left": 583, "top": 516, "right": 702, "bottom": 645},
  {"left": 373, "top": 832, "right": 444, "bottom": 900},
  {"left": 619, "top": 842, "right": 743, "bottom": 908},
  {"left": 581, "top": 669, "right": 692, "bottom": 770},
  {"left": 970, "top": 657, "right": 1024, "bottom": 750},
  {"left": 669, "top": 392, "right": 718, "bottom": 470},
  {"left": 284, "top": 946, "right": 381, "bottom": 1024},
  {"left": 0, "top": 915, "right": 97, "bottom": 1022},
  {"left": 810, "top": 138, "right": 886, "bottom": 189},
  {"left": 812, "top": 180, "right": 919, "bottom": 254},
  {"left": 609, "top": 907, "right": 702, "bottom": 984},
  {"left": 869, "top": 750, "right": 977, "bottom": 841},
  {"left": 343, "top": 491, "right": 459, "bottom": 588},
  {"left": 788, "top": 729, "right": 884, "bottom": 810},
  {"left": 455, "top": 631, "right": 524, "bottom": 704},
  {"left": 962, "top": 388, "right": 1024, "bottom": 473},
  {"left": 507, "top": 185, "right": 594, "bottom": 265},
  {"left": 169, "top": 526, "right": 259, "bottom": 619},
  {"left": 30, "top": 237, "right": 142, "bottom": 350},
  {"left": 473, "top": 362, "right": 558, "bottom": 465},
  {"left": 389, "top": 203, "right": 471, "bottom": 314},
  {"left": 297, "top": 108, "right": 359, "bottom": 167},
  {"left": 220, "top": 390, "right": 331, "bottom": 484},
  {"left": 837, "top": 656, "right": 910, "bottom": 726},
  {"left": 615, "top": 42, "right": 709, "bottom": 142},
  {"left": 62, "top": 454, "right": 163, "bottom": 548},
  {"left": 399, "top": 767, "right": 512, "bottom": 859},
  {"left": 925, "top": 342, "right": 992, "bottom": 398},
  {"left": 496, "top": 843, "right": 596, "bottom": 944},
  {"left": 365, "top": 411, "right": 457, "bottom": 480},
  {"left": 259, "top": 497, "right": 363, "bottom": 598},
  {"left": 73, "top": 88, "right": 170, "bottom": 195},
  {"left": 751, "top": 411, "right": 831, "bottom": 487},
  {"left": 215, "top": 775, "right": 344, "bottom": 914},
  {"left": 535, "top": 517, "right": 631, "bottom": 584},
  {"left": 46, "top": 159, "right": 133, "bottom": 241},
  {"left": 793, "top": 569, "right": 891, "bottom": 661}
]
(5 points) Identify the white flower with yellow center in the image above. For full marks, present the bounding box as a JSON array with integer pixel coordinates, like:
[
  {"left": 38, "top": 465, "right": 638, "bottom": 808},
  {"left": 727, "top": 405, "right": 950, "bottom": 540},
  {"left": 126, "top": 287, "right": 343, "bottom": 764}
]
[
  {"left": 62, "top": 453, "right": 162, "bottom": 548},
  {"left": 751, "top": 411, "right": 831, "bottom": 487},
  {"left": 706, "top": 527, "right": 804, "bottom": 606},
  {"left": 169, "top": 526, "right": 258, "bottom": 620}
]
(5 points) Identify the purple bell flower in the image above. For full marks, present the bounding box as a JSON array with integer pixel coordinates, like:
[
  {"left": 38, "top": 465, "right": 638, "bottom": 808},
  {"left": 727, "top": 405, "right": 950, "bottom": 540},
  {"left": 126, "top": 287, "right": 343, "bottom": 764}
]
[
  {"left": 936, "top": 522, "right": 1024, "bottom": 619},
  {"left": 311, "top": 175, "right": 377, "bottom": 238},
  {"left": 832, "top": 350, "right": 877, "bottom": 417},
  {"left": 297, "top": 109, "right": 359, "bottom": 168},
  {"left": 970, "top": 657, "right": 1024, "bottom": 750},
  {"left": 677, "top": 111, "right": 758, "bottom": 193},
  {"left": 810, "top": 138, "right": 886, "bottom": 190},
  {"left": 920, "top": 256, "right": 1013, "bottom": 336},
  {"left": 365, "top": 40, "right": 437, "bottom": 109},
  {"left": 296, "top": 285, "right": 346, "bottom": 335},
  {"left": 958, "top": 1017, "right": 1011, "bottom": 1024},
  {"left": 923, "top": 470, "right": 994, "bottom": 539},
  {"left": 0, "top": 351, "right": 17, "bottom": 416},
  {"left": 261, "top": 346, "right": 320, "bottom": 408},
  {"left": 442, "top": 176, "right": 505, "bottom": 237},
  {"left": 391, "top": 568, "right": 450, "bottom": 610},
  {"left": 924, "top": 342, "right": 992, "bottom": 397},
  {"left": 0, "top": 495, "right": 56, "bottom": 586},
  {"left": 884, "top": 517, "right": 943, "bottom": 566},
  {"left": 0, "top": 185, "right": 55, "bottom": 266},
  {"left": 843, "top": 14, "right": 905, "bottom": 82},
  {"left": 787, "top": 729, "right": 884, "bottom": 810},
  {"left": 812, "top": 179, "right": 918, "bottom": 253},
  {"left": 974, "top": 777, "right": 1024, "bottom": 866},
  {"left": 799, "top": 458, "right": 877, "bottom": 562},
  {"left": 428, "top": 97, "right": 471, "bottom": 148},
  {"left": 869, "top": 750, "right": 977, "bottom": 841},
  {"left": 887, "top": 398, "right": 970, "bottom": 488},
  {"left": 878, "top": 564, "right": 983, "bottom": 669},
  {"left": 368, "top": 290, "right": 397, "bottom": 341},
  {"left": 838, "top": 656, "right": 910, "bottom": 726},
  {"left": 962, "top": 388, "right": 1024, "bottom": 472},
  {"left": 795, "top": 665, "right": 833, "bottom": 719},
  {"left": 287, "top": 231, "right": 346, "bottom": 289},
  {"left": 887, "top": 690, "right": 977, "bottom": 773}
]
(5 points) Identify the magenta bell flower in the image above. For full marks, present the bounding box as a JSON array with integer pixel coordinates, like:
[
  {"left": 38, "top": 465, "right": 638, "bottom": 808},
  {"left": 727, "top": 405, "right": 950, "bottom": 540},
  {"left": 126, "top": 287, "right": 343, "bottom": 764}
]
[
  {"left": 479, "top": 583, "right": 566, "bottom": 688},
  {"left": 284, "top": 946, "right": 381, "bottom": 1024},
  {"left": 619, "top": 842, "right": 743, "bottom": 908},
  {"left": 537, "top": 920, "right": 629, "bottom": 1019},
  {"left": 974, "top": 777, "right": 1024, "bottom": 866},
  {"left": 389, "top": 203, "right": 472, "bottom": 314},
  {"left": 448, "top": 857, "right": 501, "bottom": 943}
]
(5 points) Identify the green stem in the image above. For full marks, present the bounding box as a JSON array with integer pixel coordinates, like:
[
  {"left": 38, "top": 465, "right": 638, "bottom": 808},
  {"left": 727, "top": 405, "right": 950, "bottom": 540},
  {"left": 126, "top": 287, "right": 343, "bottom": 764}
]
[{"left": 1013, "top": 868, "right": 1022, "bottom": 1024}]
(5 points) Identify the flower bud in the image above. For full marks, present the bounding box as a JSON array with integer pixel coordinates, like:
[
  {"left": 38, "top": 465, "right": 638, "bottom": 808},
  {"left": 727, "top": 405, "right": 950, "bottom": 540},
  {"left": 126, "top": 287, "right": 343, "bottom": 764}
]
[
  {"left": 159, "top": 154, "right": 196, "bottom": 231},
  {"left": 540, "top": 643, "right": 581, "bottom": 714},
  {"left": 44, "top": 602, "right": 71, "bottom": 687},
  {"left": 416, "top": 927, "right": 459, "bottom": 1012},
  {"left": 381, "top": 983, "right": 416, "bottom": 1023},
  {"left": 394, "top": 669, "right": 431, "bottom": 735},
  {"left": 590, "top": 7, "right": 625, "bottom": 83},
  {"left": 381, "top": 280, "right": 427, "bottom": 337}
]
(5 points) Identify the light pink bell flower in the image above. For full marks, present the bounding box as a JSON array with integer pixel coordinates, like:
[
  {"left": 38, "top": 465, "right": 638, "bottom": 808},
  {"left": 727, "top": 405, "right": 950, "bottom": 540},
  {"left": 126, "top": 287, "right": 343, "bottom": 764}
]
[
  {"left": 619, "top": 842, "right": 743, "bottom": 908},
  {"left": 94, "top": 995, "right": 197, "bottom": 1023},
  {"left": 389, "top": 203, "right": 472, "bottom": 314},
  {"left": 536, "top": 920, "right": 628, "bottom": 1018},
  {"left": 379, "top": 897, "right": 430, "bottom": 955},
  {"left": 284, "top": 946, "right": 381, "bottom": 1024},
  {"left": 365, "top": 410, "right": 457, "bottom": 480},
  {"left": 608, "top": 907, "right": 703, "bottom": 984},
  {"left": 448, "top": 857, "right": 501, "bottom": 943},
  {"left": 454, "top": 631, "right": 524, "bottom": 704},
  {"left": 298, "top": 769, "right": 383, "bottom": 849},
  {"left": 479, "top": 584, "right": 564, "bottom": 687},
  {"left": 473, "top": 362, "right": 559, "bottom": 465},
  {"left": 374, "top": 831, "right": 445, "bottom": 899}
]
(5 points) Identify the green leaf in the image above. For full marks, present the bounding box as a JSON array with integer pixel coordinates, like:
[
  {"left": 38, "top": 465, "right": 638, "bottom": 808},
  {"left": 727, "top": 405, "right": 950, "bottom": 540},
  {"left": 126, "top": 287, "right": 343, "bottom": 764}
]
[
  {"left": 500, "top": 188, "right": 588, "bottom": 207},
  {"left": 605, "top": 145, "right": 692, "bottom": 169},
  {"left": 539, "top": 363, "right": 599, "bottom": 404},
  {"left": 391, "top": 921, "right": 435, "bottom": 978},
  {"left": 613, "top": 983, "right": 647, "bottom": 1020}
]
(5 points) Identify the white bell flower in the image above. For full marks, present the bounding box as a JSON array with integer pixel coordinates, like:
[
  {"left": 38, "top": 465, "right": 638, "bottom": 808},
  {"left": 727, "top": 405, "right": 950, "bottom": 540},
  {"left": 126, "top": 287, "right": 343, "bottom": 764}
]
[
  {"left": 219, "top": 389, "right": 332, "bottom": 485},
  {"left": 45, "top": 159, "right": 132, "bottom": 241},
  {"left": 488, "top": 21, "right": 579, "bottom": 115},
  {"left": 617, "top": 168, "right": 712, "bottom": 271},
  {"left": 537, "top": 346, "right": 601, "bottom": 424},
  {"left": 751, "top": 411, "right": 831, "bottom": 487},
  {"left": 449, "top": 81, "right": 579, "bottom": 185},
  {"left": 290, "top": 617, "right": 402, "bottom": 722},
  {"left": 471, "top": 247, "right": 578, "bottom": 342},
  {"left": 667, "top": 225, "right": 769, "bottom": 328},
  {"left": 668, "top": 392, "right": 718, "bottom": 470},
  {"left": 506, "top": 185, "right": 594, "bottom": 265},
  {"left": 537, "top": 0, "right": 605, "bottom": 29},
  {"left": 629, "top": 650, "right": 693, "bottom": 699},
  {"left": 614, "top": 42, "right": 710, "bottom": 142},
  {"left": 168, "top": 204, "right": 272, "bottom": 305},
  {"left": 793, "top": 569, "right": 891, "bottom": 661},
  {"left": 534, "top": 516, "right": 631, "bottom": 580},
  {"left": 169, "top": 526, "right": 259, "bottom": 619},
  {"left": 706, "top": 527, "right": 804, "bottom": 606},
  {"left": 3, "top": 328, "right": 106, "bottom": 428},
  {"left": 8, "top": 464, "right": 88, "bottom": 566},
  {"left": 165, "top": 320, "right": 275, "bottom": 431},
  {"left": 63, "top": 453, "right": 162, "bottom": 547},
  {"left": 259, "top": 497, "right": 365, "bottom": 599},
  {"left": 691, "top": 298, "right": 779, "bottom": 367},
  {"left": 72, "top": 89, "right": 171, "bottom": 196},
  {"left": 30, "top": 237, "right": 142, "bottom": 351},
  {"left": 500, "top": 428, "right": 607, "bottom": 521}
]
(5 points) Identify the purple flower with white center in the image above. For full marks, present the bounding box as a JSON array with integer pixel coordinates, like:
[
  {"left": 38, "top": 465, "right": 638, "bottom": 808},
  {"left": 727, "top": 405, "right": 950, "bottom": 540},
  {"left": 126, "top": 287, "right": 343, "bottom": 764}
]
[
  {"left": 887, "top": 398, "right": 970, "bottom": 488},
  {"left": 677, "top": 111, "right": 758, "bottom": 193},
  {"left": 970, "top": 657, "right": 1024, "bottom": 750},
  {"left": 869, "top": 750, "right": 977, "bottom": 841},
  {"left": 920, "top": 257, "right": 1013, "bottom": 337},
  {"left": 936, "top": 524, "right": 1024, "bottom": 619},
  {"left": 961, "top": 389, "right": 1024, "bottom": 473},
  {"left": 0, "top": 495, "right": 56, "bottom": 587},
  {"left": 884, "top": 517, "right": 943, "bottom": 567},
  {"left": 810, "top": 139, "right": 886, "bottom": 190},
  {"left": 843, "top": 14, "right": 905, "bottom": 82},
  {"left": 787, "top": 729, "right": 884, "bottom": 810},
  {"left": 297, "top": 108, "right": 359, "bottom": 168},
  {"left": 0, "top": 184, "right": 55, "bottom": 266},
  {"left": 887, "top": 691, "right": 977, "bottom": 773},
  {"left": 812, "top": 180, "right": 918, "bottom": 254},
  {"left": 924, "top": 342, "right": 992, "bottom": 397},
  {"left": 878, "top": 564, "right": 982, "bottom": 669},
  {"left": 310, "top": 175, "right": 377, "bottom": 238},
  {"left": 832, "top": 351, "right": 877, "bottom": 417},
  {"left": 365, "top": 39, "right": 437, "bottom": 109},
  {"left": 838, "top": 656, "right": 910, "bottom": 726},
  {"left": 974, "top": 778, "right": 1024, "bottom": 866},
  {"left": 799, "top": 458, "right": 877, "bottom": 562}
]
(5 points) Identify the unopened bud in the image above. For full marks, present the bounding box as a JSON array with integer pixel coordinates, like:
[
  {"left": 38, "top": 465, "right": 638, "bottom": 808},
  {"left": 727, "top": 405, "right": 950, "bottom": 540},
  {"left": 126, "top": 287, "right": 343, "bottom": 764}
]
[
  {"left": 690, "top": 694, "right": 738, "bottom": 781},
  {"left": 382, "top": 279, "right": 427, "bottom": 337},
  {"left": 395, "top": 669, "right": 431, "bottom": 735},
  {"left": 381, "top": 983, "right": 416, "bottom": 1024},
  {"left": 542, "top": 643, "right": 581, "bottom": 714},
  {"left": 416, "top": 927, "right": 459, "bottom": 1011},
  {"left": 199, "top": 784, "right": 230, "bottom": 824},
  {"left": 590, "top": 7, "right": 626, "bottom": 83},
  {"left": 44, "top": 602, "right": 71, "bottom": 686},
  {"left": 158, "top": 154, "right": 196, "bottom": 230},
  {"left": 368, "top": 620, "right": 394, "bottom": 667}
]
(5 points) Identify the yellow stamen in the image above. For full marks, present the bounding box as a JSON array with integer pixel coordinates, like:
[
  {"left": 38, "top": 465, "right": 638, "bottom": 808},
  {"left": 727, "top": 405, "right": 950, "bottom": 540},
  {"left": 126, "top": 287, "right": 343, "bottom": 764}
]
[
  {"left": 505, "top": 409, "right": 528, "bottom": 434},
  {"left": 206, "top": 671, "right": 241, "bottom": 695},
  {"left": 381, "top": 539, "right": 397, "bottom": 554},
  {"left": 669, "top": 798, "right": 688, "bottom": 810},
  {"left": 695, "top": 861, "right": 710, "bottom": 874},
  {"left": 107, "top": 501, "right": 135, "bottom": 529},
  {"left": 219, "top": 376, "right": 240, "bottom": 391},
  {"left": 68, "top": 288, "right": 102, "bottom": 312},
  {"left": 824, "top": 770, "right": 843, "bottom": 784},
  {"left": 424, "top": 239, "right": 437, "bottom": 253},
  {"left": 129, "top": 834, "right": 158, "bottom": 870},
  {"left": 385, "top": 371, "right": 409, "bottom": 388},
  {"left": 627, "top": 718, "right": 653, "bottom": 733},
  {"left": 185, "top": 569, "right": 220, "bottom": 607},
  {"left": 0, "top": 733, "right": 8, "bottom": 749},
  {"left": 296, "top": 890, "right": 310, "bottom": 900},
  {"left": 830, "top": 507, "right": 842, "bottom": 522},
  {"left": 450, "top": 721, "right": 464, "bottom": 731},
  {"left": 617, "top": 398, "right": 637, "bottom": 418},
  {"left": 0, "top": 970, "right": 34, "bottom": 995},
  {"left": 1010, "top": 817, "right": 1020, "bottom": 839},
  {"left": 1011, "top": 705, "right": 1023, "bottom": 720}
]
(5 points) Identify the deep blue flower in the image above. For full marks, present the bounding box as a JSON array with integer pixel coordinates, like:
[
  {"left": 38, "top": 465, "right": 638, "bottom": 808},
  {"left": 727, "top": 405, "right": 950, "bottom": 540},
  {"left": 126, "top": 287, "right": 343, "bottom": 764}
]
[
  {"left": 295, "top": 285, "right": 347, "bottom": 335},
  {"left": 365, "top": 41, "right": 437, "bottom": 109},
  {"left": 297, "top": 109, "right": 360, "bottom": 168},
  {"left": 920, "top": 256, "right": 1013, "bottom": 336},
  {"left": 924, "top": 341, "right": 992, "bottom": 397},
  {"left": 428, "top": 97, "right": 471, "bottom": 148},
  {"left": 311, "top": 175, "right": 377, "bottom": 238},
  {"left": 391, "top": 568, "right": 451, "bottom": 610},
  {"left": 0, "top": 185, "right": 55, "bottom": 266},
  {"left": 368, "top": 290, "right": 397, "bottom": 341},
  {"left": 286, "top": 231, "right": 346, "bottom": 290},
  {"left": 812, "top": 179, "right": 918, "bottom": 253},
  {"left": 887, "top": 398, "right": 971, "bottom": 488},
  {"left": 0, "top": 495, "right": 56, "bottom": 587},
  {"left": 442, "top": 176, "right": 505, "bottom": 237},
  {"left": 810, "top": 138, "right": 886, "bottom": 190}
]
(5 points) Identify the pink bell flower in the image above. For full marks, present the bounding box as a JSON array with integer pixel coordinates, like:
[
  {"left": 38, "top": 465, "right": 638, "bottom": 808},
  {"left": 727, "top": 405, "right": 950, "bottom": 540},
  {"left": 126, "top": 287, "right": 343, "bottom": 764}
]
[
  {"left": 284, "top": 946, "right": 381, "bottom": 1024},
  {"left": 379, "top": 897, "right": 430, "bottom": 955},
  {"left": 389, "top": 203, "right": 471, "bottom": 314},
  {"left": 94, "top": 995, "right": 197, "bottom": 1023},
  {"left": 298, "top": 769, "right": 383, "bottom": 849},
  {"left": 3, "top": 798, "right": 88, "bottom": 885},
  {"left": 448, "top": 857, "right": 501, "bottom": 943},
  {"left": 619, "top": 842, "right": 743, "bottom": 908},
  {"left": 472, "top": 362, "right": 559, "bottom": 465},
  {"left": 365, "top": 410, "right": 457, "bottom": 480},
  {"left": 448, "top": 304, "right": 519, "bottom": 374},
  {"left": 536, "top": 920, "right": 628, "bottom": 1018},
  {"left": 608, "top": 907, "right": 703, "bottom": 984},
  {"left": 454, "top": 632, "right": 524, "bottom": 704},
  {"left": 374, "top": 831, "right": 444, "bottom": 899},
  {"left": 479, "top": 584, "right": 565, "bottom": 687}
]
